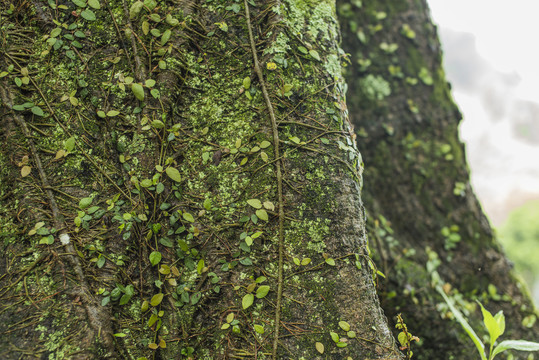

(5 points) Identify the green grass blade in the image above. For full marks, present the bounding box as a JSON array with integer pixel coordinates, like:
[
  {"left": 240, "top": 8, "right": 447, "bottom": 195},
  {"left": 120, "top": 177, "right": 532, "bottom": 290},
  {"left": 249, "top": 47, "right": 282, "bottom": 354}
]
[
  {"left": 491, "top": 340, "right": 539, "bottom": 358},
  {"left": 436, "top": 286, "right": 487, "bottom": 360}
]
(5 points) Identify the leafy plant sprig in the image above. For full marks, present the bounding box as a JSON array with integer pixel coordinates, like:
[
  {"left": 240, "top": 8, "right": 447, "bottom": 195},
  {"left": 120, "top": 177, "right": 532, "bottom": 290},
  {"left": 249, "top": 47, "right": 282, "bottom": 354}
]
[{"left": 437, "top": 286, "right": 539, "bottom": 360}]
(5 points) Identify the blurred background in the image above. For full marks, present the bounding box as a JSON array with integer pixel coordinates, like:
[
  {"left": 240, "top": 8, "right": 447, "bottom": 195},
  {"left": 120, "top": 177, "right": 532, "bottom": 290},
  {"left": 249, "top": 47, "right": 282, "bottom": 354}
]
[{"left": 427, "top": 0, "right": 539, "bottom": 304}]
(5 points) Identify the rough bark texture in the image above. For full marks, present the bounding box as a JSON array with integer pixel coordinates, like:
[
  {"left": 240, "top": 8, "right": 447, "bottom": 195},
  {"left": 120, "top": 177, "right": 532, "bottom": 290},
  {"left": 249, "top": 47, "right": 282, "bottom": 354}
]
[
  {"left": 338, "top": 0, "right": 539, "bottom": 359},
  {"left": 0, "top": 0, "right": 401, "bottom": 359}
]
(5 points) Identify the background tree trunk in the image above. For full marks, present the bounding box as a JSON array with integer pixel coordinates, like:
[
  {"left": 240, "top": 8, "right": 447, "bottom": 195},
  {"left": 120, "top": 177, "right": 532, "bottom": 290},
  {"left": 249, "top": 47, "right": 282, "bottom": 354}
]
[
  {"left": 338, "top": 0, "right": 539, "bottom": 359},
  {"left": 0, "top": 0, "right": 402, "bottom": 359}
]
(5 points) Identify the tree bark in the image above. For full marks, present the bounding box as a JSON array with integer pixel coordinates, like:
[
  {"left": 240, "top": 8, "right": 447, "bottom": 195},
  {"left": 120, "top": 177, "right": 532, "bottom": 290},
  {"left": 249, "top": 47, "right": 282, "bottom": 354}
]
[
  {"left": 0, "top": 0, "right": 401, "bottom": 359},
  {"left": 338, "top": 0, "right": 539, "bottom": 359}
]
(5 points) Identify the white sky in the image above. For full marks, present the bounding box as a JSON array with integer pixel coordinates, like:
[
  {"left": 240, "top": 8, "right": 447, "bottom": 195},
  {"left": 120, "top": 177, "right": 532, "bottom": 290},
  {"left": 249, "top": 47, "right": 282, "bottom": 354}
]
[
  {"left": 427, "top": 0, "right": 539, "bottom": 225},
  {"left": 428, "top": 0, "right": 539, "bottom": 100}
]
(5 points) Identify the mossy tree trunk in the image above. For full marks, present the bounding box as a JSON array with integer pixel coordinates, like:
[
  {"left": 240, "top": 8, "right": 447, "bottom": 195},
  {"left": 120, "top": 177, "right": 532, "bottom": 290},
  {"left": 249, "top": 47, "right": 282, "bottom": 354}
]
[
  {"left": 338, "top": 0, "right": 539, "bottom": 359},
  {"left": 0, "top": 0, "right": 402, "bottom": 359}
]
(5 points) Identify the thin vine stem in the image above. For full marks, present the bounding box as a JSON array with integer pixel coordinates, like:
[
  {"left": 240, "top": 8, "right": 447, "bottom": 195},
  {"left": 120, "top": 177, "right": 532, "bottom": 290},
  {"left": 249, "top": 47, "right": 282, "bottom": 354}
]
[{"left": 243, "top": 0, "right": 284, "bottom": 357}]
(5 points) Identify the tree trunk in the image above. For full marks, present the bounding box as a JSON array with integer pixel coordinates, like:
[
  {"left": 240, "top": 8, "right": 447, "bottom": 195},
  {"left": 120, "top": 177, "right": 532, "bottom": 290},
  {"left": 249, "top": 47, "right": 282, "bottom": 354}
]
[
  {"left": 338, "top": 0, "right": 539, "bottom": 359},
  {"left": 0, "top": 0, "right": 402, "bottom": 359}
]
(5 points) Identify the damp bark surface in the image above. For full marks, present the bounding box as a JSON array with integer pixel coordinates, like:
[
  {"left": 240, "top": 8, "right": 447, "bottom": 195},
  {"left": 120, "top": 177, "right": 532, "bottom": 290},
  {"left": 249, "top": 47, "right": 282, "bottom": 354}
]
[
  {"left": 0, "top": 0, "right": 402, "bottom": 359},
  {"left": 338, "top": 0, "right": 539, "bottom": 359}
]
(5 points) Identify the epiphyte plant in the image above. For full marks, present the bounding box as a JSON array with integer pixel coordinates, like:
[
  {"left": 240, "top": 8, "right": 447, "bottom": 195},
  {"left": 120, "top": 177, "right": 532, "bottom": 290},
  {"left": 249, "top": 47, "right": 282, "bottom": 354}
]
[{"left": 437, "top": 286, "right": 539, "bottom": 360}]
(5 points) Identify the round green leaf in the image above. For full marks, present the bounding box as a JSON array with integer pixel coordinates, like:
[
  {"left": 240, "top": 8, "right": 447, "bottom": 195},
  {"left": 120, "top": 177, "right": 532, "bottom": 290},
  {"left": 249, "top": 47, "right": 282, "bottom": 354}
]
[
  {"left": 246, "top": 199, "right": 262, "bottom": 209},
  {"left": 254, "top": 324, "right": 264, "bottom": 334},
  {"left": 166, "top": 167, "right": 182, "bottom": 182},
  {"left": 183, "top": 212, "right": 194, "bottom": 223},
  {"left": 259, "top": 140, "right": 271, "bottom": 148},
  {"left": 339, "top": 321, "right": 350, "bottom": 332},
  {"left": 242, "top": 293, "right": 254, "bottom": 309},
  {"left": 79, "top": 197, "right": 93, "bottom": 209},
  {"left": 150, "top": 293, "right": 164, "bottom": 306},
  {"left": 149, "top": 251, "right": 162, "bottom": 266},
  {"left": 31, "top": 106, "right": 45, "bottom": 117},
  {"left": 80, "top": 9, "right": 96, "bottom": 21},
  {"left": 161, "top": 29, "right": 172, "bottom": 45},
  {"left": 131, "top": 83, "right": 145, "bottom": 101},
  {"left": 315, "top": 342, "right": 324, "bottom": 354},
  {"left": 256, "top": 209, "right": 268, "bottom": 221},
  {"left": 88, "top": 0, "right": 100, "bottom": 9},
  {"left": 256, "top": 285, "right": 270, "bottom": 299}
]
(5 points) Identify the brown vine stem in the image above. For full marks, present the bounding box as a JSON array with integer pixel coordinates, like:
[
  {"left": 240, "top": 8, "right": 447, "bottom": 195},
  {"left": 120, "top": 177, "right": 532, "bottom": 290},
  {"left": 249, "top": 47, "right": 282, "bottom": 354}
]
[{"left": 243, "top": 0, "right": 284, "bottom": 358}]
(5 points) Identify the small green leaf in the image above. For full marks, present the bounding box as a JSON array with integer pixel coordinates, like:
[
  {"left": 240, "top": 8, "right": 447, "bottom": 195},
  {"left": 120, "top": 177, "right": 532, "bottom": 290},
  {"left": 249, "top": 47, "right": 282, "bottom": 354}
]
[
  {"left": 129, "top": 0, "right": 144, "bottom": 19},
  {"left": 80, "top": 9, "right": 96, "bottom": 21},
  {"left": 226, "top": 313, "right": 234, "bottom": 323},
  {"left": 398, "top": 331, "right": 408, "bottom": 346},
  {"left": 87, "top": 0, "right": 100, "bottom": 9},
  {"left": 183, "top": 212, "right": 194, "bottom": 223},
  {"left": 140, "top": 179, "right": 152, "bottom": 188},
  {"left": 242, "top": 293, "right": 254, "bottom": 309},
  {"left": 166, "top": 167, "right": 182, "bottom": 182},
  {"left": 106, "top": 110, "right": 120, "bottom": 117},
  {"left": 254, "top": 324, "right": 264, "bottom": 334},
  {"left": 259, "top": 140, "right": 271, "bottom": 148},
  {"left": 145, "top": 79, "right": 156, "bottom": 88},
  {"left": 492, "top": 340, "right": 539, "bottom": 358},
  {"left": 166, "top": 14, "right": 179, "bottom": 26},
  {"left": 79, "top": 197, "right": 93, "bottom": 209},
  {"left": 151, "top": 120, "right": 165, "bottom": 128},
  {"left": 339, "top": 321, "right": 350, "bottom": 331},
  {"left": 203, "top": 198, "right": 212, "bottom": 210},
  {"left": 251, "top": 231, "right": 263, "bottom": 239},
  {"left": 72, "top": 0, "right": 86, "bottom": 7},
  {"left": 245, "top": 236, "right": 253, "bottom": 246},
  {"left": 131, "top": 83, "right": 145, "bottom": 101},
  {"left": 221, "top": 323, "right": 230, "bottom": 330},
  {"left": 309, "top": 49, "right": 321, "bottom": 61},
  {"left": 149, "top": 251, "right": 162, "bottom": 266},
  {"left": 247, "top": 199, "right": 262, "bottom": 209},
  {"left": 298, "top": 46, "right": 308, "bottom": 54},
  {"left": 256, "top": 285, "right": 270, "bottom": 299},
  {"left": 478, "top": 301, "right": 503, "bottom": 345},
  {"left": 142, "top": 21, "right": 150, "bottom": 35},
  {"left": 65, "top": 136, "right": 76, "bottom": 152},
  {"left": 50, "top": 27, "right": 62, "bottom": 38},
  {"left": 243, "top": 77, "right": 251, "bottom": 89},
  {"left": 325, "top": 258, "right": 336, "bottom": 266},
  {"left": 119, "top": 293, "right": 132, "bottom": 305},
  {"left": 31, "top": 106, "right": 45, "bottom": 117},
  {"left": 301, "top": 258, "right": 311, "bottom": 266},
  {"left": 293, "top": 257, "right": 300, "bottom": 266},
  {"left": 315, "top": 342, "right": 324, "bottom": 354},
  {"left": 256, "top": 209, "right": 268, "bottom": 221},
  {"left": 197, "top": 259, "right": 205, "bottom": 274},
  {"left": 147, "top": 313, "right": 158, "bottom": 327},
  {"left": 161, "top": 29, "right": 172, "bottom": 45},
  {"left": 347, "top": 330, "right": 356, "bottom": 338},
  {"left": 336, "top": 342, "right": 348, "bottom": 348},
  {"left": 330, "top": 331, "right": 339, "bottom": 343},
  {"left": 150, "top": 293, "right": 164, "bottom": 306}
]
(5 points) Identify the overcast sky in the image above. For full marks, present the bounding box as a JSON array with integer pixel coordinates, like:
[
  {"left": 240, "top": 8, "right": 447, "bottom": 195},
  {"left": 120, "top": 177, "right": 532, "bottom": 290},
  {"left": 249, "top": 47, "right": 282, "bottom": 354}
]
[{"left": 427, "top": 0, "right": 539, "bottom": 225}]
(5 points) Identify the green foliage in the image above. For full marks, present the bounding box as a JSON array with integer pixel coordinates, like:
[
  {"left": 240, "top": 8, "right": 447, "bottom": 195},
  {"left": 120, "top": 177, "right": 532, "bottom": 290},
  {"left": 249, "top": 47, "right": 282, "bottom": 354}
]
[
  {"left": 437, "top": 286, "right": 539, "bottom": 360},
  {"left": 497, "top": 200, "right": 539, "bottom": 300}
]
